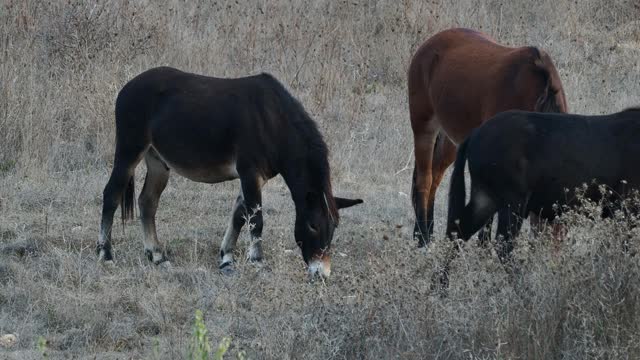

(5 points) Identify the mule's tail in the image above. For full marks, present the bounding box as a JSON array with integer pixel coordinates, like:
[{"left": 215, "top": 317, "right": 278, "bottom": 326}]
[
  {"left": 446, "top": 138, "right": 470, "bottom": 237},
  {"left": 531, "top": 47, "right": 568, "bottom": 113},
  {"left": 121, "top": 171, "right": 135, "bottom": 221}
]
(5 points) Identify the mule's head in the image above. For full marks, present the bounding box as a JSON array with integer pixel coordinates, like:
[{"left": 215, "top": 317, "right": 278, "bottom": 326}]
[{"left": 295, "top": 193, "right": 363, "bottom": 278}]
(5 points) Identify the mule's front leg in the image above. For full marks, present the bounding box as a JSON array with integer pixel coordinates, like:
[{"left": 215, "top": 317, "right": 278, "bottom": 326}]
[
  {"left": 219, "top": 192, "right": 246, "bottom": 268},
  {"left": 495, "top": 206, "right": 525, "bottom": 264},
  {"left": 240, "top": 176, "right": 265, "bottom": 262}
]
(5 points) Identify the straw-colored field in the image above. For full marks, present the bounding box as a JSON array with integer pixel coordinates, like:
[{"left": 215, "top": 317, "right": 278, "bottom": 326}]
[{"left": 1, "top": 1, "right": 639, "bottom": 358}]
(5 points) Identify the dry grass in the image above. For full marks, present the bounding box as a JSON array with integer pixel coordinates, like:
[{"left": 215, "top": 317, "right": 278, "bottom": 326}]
[{"left": 1, "top": 0, "right": 640, "bottom": 359}]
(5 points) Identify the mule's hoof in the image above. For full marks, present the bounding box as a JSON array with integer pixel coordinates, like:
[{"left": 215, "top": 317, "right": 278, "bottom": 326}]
[
  {"left": 145, "top": 249, "right": 169, "bottom": 265},
  {"left": 247, "top": 246, "right": 263, "bottom": 262},
  {"left": 102, "top": 260, "right": 116, "bottom": 268},
  {"left": 98, "top": 253, "right": 115, "bottom": 267},
  {"left": 219, "top": 255, "right": 234, "bottom": 271},
  {"left": 219, "top": 261, "right": 235, "bottom": 275},
  {"left": 220, "top": 252, "right": 234, "bottom": 269},
  {"left": 97, "top": 248, "right": 113, "bottom": 262},
  {"left": 417, "top": 238, "right": 431, "bottom": 249},
  {"left": 414, "top": 233, "right": 430, "bottom": 248},
  {"left": 153, "top": 257, "right": 169, "bottom": 266}
]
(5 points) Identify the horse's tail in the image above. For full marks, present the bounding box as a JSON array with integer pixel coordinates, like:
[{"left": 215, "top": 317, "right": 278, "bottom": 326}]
[
  {"left": 121, "top": 172, "right": 135, "bottom": 221},
  {"left": 531, "top": 47, "right": 568, "bottom": 113},
  {"left": 447, "top": 137, "right": 470, "bottom": 238}
]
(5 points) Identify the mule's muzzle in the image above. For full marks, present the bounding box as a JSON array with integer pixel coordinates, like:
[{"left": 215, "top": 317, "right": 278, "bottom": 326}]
[{"left": 308, "top": 254, "right": 331, "bottom": 279}]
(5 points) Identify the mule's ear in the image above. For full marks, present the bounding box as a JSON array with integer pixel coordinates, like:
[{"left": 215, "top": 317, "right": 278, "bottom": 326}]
[{"left": 334, "top": 197, "right": 363, "bottom": 209}]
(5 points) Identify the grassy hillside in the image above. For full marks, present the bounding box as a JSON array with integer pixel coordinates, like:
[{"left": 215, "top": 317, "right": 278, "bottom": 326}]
[{"left": 1, "top": 1, "right": 639, "bottom": 358}]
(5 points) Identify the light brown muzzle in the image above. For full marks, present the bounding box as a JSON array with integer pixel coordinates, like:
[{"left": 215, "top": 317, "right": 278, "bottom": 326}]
[{"left": 308, "top": 254, "right": 331, "bottom": 278}]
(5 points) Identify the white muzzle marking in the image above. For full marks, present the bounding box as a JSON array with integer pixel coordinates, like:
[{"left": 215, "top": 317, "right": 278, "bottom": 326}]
[{"left": 308, "top": 257, "right": 331, "bottom": 278}]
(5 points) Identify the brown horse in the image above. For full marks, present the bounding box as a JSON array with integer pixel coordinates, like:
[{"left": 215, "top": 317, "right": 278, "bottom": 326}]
[{"left": 408, "top": 28, "right": 568, "bottom": 246}]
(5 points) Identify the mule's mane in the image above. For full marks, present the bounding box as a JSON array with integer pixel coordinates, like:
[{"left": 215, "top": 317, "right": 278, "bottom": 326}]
[
  {"left": 264, "top": 74, "right": 340, "bottom": 223},
  {"left": 622, "top": 106, "right": 640, "bottom": 113}
]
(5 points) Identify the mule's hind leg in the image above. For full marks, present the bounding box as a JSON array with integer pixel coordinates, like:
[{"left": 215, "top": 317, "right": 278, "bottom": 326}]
[
  {"left": 219, "top": 192, "right": 246, "bottom": 268},
  {"left": 98, "top": 145, "right": 146, "bottom": 262},
  {"left": 411, "top": 111, "right": 439, "bottom": 247},
  {"left": 138, "top": 150, "right": 170, "bottom": 265}
]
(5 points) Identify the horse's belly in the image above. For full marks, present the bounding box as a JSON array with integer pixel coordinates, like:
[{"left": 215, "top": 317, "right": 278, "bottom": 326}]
[{"left": 438, "top": 115, "right": 483, "bottom": 145}]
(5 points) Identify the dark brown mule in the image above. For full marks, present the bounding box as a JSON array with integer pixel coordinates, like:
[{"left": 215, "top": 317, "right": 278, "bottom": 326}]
[
  {"left": 444, "top": 108, "right": 640, "bottom": 277},
  {"left": 98, "top": 67, "right": 362, "bottom": 278},
  {"left": 408, "top": 28, "right": 568, "bottom": 246}
]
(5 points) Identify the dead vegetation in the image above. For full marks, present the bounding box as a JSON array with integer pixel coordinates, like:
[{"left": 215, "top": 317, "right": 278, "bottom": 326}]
[{"left": 1, "top": 0, "right": 640, "bottom": 359}]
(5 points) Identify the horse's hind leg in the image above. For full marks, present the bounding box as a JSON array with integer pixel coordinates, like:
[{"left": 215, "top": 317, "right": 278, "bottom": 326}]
[
  {"left": 219, "top": 191, "right": 246, "bottom": 268},
  {"left": 425, "top": 132, "right": 456, "bottom": 242},
  {"left": 98, "top": 144, "right": 147, "bottom": 262},
  {"left": 411, "top": 108, "right": 439, "bottom": 247},
  {"left": 138, "top": 150, "right": 170, "bottom": 265}
]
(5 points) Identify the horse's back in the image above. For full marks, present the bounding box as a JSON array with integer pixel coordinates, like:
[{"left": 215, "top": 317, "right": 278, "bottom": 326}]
[
  {"left": 411, "top": 28, "right": 502, "bottom": 61},
  {"left": 408, "top": 28, "right": 566, "bottom": 143},
  {"left": 408, "top": 28, "right": 513, "bottom": 93}
]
